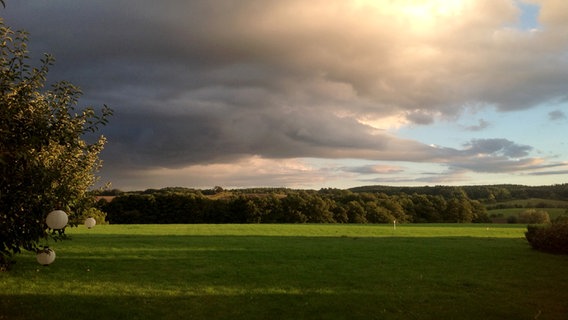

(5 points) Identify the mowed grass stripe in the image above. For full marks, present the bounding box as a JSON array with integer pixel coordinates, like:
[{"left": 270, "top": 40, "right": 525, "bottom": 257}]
[
  {"left": 1, "top": 224, "right": 567, "bottom": 320},
  {"left": 64, "top": 223, "right": 526, "bottom": 237}
]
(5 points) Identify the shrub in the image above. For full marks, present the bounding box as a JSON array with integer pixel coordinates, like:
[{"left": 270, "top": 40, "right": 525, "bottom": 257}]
[
  {"left": 518, "top": 209, "right": 550, "bottom": 224},
  {"left": 71, "top": 207, "right": 108, "bottom": 225},
  {"left": 525, "top": 219, "right": 568, "bottom": 254}
]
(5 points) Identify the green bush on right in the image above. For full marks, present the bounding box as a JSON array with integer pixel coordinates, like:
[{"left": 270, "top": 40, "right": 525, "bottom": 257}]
[{"left": 525, "top": 217, "right": 568, "bottom": 254}]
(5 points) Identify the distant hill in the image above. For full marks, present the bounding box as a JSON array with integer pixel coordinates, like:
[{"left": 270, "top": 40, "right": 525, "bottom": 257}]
[
  {"left": 95, "top": 184, "right": 568, "bottom": 204},
  {"left": 349, "top": 184, "right": 568, "bottom": 203}
]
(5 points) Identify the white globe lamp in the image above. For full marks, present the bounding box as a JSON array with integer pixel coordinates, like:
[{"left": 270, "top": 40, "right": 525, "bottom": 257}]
[
  {"left": 36, "top": 248, "right": 56, "bottom": 266},
  {"left": 46, "top": 210, "right": 68, "bottom": 229},
  {"left": 85, "top": 217, "right": 96, "bottom": 229}
]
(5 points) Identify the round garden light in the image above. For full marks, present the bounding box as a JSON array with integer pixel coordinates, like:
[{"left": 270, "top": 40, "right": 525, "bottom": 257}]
[
  {"left": 36, "top": 248, "right": 56, "bottom": 266},
  {"left": 85, "top": 217, "right": 96, "bottom": 229},
  {"left": 45, "top": 210, "right": 68, "bottom": 230}
]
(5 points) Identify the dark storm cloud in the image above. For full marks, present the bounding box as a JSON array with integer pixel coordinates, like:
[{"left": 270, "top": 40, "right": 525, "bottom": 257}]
[
  {"left": 3, "top": 0, "right": 568, "bottom": 188},
  {"left": 103, "top": 104, "right": 441, "bottom": 171}
]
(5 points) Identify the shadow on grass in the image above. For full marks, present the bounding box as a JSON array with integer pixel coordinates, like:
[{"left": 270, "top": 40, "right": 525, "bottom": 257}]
[
  {"left": 2, "top": 235, "right": 567, "bottom": 320},
  {"left": 0, "top": 290, "right": 541, "bottom": 320}
]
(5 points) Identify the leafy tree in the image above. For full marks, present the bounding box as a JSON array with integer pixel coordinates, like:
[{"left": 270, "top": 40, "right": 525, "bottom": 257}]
[
  {"left": 364, "top": 201, "right": 393, "bottom": 223},
  {"left": 330, "top": 203, "right": 349, "bottom": 223},
  {"left": 346, "top": 200, "right": 367, "bottom": 223},
  {"left": 294, "top": 192, "right": 333, "bottom": 223},
  {"left": 378, "top": 196, "right": 409, "bottom": 223},
  {"left": 280, "top": 193, "right": 309, "bottom": 223},
  {"left": 410, "top": 194, "right": 439, "bottom": 223},
  {"left": 470, "top": 200, "right": 490, "bottom": 223},
  {"left": 443, "top": 191, "right": 475, "bottom": 223},
  {"left": 0, "top": 21, "right": 111, "bottom": 269},
  {"left": 229, "top": 196, "right": 259, "bottom": 223}
]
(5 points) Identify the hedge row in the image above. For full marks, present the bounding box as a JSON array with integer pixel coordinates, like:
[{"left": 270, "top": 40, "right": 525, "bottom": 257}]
[{"left": 525, "top": 219, "right": 568, "bottom": 254}]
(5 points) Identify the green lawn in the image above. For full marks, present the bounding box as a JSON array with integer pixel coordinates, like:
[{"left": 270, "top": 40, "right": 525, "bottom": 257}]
[{"left": 2, "top": 224, "right": 568, "bottom": 320}]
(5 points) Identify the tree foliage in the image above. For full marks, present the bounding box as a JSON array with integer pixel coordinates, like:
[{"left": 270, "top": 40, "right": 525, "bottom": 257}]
[
  {"left": 102, "top": 188, "right": 489, "bottom": 225},
  {"left": 101, "top": 184, "right": 568, "bottom": 225},
  {"left": 0, "top": 20, "right": 111, "bottom": 269}
]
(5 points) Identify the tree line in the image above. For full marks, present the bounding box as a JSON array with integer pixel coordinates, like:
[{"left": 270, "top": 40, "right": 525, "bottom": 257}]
[
  {"left": 100, "top": 187, "right": 490, "bottom": 224},
  {"left": 350, "top": 184, "right": 568, "bottom": 203}
]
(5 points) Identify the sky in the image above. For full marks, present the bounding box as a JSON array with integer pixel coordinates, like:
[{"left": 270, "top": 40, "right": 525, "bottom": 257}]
[{"left": 3, "top": 0, "right": 568, "bottom": 190}]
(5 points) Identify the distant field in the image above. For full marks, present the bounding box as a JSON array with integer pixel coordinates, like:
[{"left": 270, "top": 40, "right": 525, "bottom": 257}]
[
  {"left": 488, "top": 208, "right": 568, "bottom": 220},
  {"left": 487, "top": 198, "right": 568, "bottom": 222},
  {"left": 488, "top": 198, "right": 568, "bottom": 209},
  {"left": 2, "top": 224, "right": 567, "bottom": 320}
]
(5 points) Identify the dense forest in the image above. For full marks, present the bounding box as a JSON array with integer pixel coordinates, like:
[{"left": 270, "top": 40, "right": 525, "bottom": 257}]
[{"left": 97, "top": 184, "right": 568, "bottom": 224}]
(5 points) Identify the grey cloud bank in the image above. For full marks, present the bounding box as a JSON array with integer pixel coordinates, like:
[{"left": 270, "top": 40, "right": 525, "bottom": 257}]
[{"left": 3, "top": 0, "right": 568, "bottom": 189}]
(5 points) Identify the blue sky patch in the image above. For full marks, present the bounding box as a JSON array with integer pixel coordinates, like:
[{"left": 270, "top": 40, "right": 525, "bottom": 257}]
[{"left": 516, "top": 1, "right": 541, "bottom": 30}]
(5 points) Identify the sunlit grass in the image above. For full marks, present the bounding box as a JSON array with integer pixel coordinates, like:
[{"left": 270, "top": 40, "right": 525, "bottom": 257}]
[
  {"left": 68, "top": 223, "right": 525, "bottom": 237},
  {"left": 2, "top": 224, "right": 567, "bottom": 320}
]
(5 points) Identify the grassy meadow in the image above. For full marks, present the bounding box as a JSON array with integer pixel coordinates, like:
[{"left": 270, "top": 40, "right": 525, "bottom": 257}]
[
  {"left": 1, "top": 224, "right": 568, "bottom": 320},
  {"left": 487, "top": 197, "right": 568, "bottom": 223}
]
